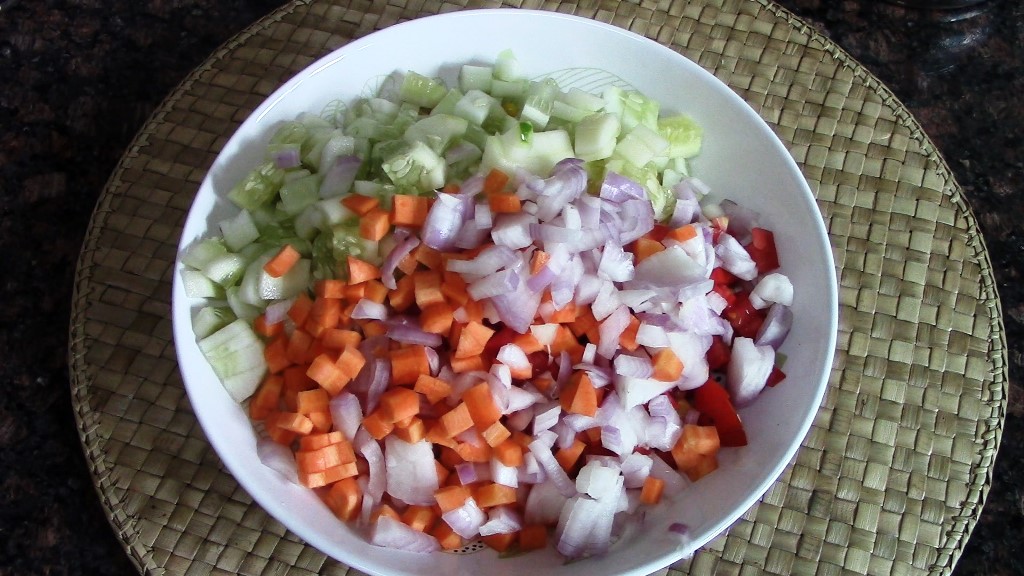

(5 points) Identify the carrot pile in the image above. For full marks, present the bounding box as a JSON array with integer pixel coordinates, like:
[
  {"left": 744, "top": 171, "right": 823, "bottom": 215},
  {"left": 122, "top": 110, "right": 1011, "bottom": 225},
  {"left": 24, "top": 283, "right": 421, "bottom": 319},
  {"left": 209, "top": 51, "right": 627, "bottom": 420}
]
[{"left": 243, "top": 168, "right": 737, "bottom": 556}]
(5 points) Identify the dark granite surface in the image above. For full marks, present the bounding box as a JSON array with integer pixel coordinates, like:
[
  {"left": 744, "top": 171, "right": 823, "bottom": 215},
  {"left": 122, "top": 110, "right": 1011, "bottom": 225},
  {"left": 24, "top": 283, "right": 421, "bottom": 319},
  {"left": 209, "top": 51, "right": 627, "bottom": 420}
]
[{"left": 0, "top": 0, "right": 1020, "bottom": 574}]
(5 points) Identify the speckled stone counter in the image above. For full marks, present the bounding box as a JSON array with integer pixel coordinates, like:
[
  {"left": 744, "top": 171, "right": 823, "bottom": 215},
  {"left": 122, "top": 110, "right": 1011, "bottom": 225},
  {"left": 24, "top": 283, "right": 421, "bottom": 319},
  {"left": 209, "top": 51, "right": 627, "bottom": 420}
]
[{"left": 0, "top": 1, "right": 1019, "bottom": 574}]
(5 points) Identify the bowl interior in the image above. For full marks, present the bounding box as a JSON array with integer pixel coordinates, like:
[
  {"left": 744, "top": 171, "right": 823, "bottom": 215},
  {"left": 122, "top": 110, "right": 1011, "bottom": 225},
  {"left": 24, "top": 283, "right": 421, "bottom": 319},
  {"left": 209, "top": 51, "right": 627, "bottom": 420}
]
[{"left": 172, "top": 9, "right": 838, "bottom": 576}]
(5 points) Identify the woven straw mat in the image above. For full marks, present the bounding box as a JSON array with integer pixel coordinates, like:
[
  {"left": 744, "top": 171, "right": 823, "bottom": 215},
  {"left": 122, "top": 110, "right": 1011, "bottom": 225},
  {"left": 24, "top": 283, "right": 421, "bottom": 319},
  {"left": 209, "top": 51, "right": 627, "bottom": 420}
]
[{"left": 68, "top": 0, "right": 1007, "bottom": 575}]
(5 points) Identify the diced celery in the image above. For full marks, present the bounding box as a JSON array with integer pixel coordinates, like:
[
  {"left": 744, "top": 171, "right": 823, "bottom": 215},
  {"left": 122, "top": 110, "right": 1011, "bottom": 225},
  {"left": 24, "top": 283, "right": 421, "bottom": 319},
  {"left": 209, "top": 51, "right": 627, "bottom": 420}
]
[
  {"left": 403, "top": 114, "right": 469, "bottom": 154},
  {"left": 197, "top": 318, "right": 266, "bottom": 402},
  {"left": 192, "top": 306, "right": 236, "bottom": 340},
  {"left": 602, "top": 86, "right": 660, "bottom": 132},
  {"left": 453, "top": 89, "right": 498, "bottom": 126},
  {"left": 490, "top": 79, "right": 530, "bottom": 102},
  {"left": 520, "top": 79, "right": 560, "bottom": 130},
  {"left": 180, "top": 237, "right": 228, "bottom": 270},
  {"left": 278, "top": 172, "right": 321, "bottom": 216},
  {"left": 201, "top": 252, "right": 248, "bottom": 287},
  {"left": 181, "top": 269, "right": 225, "bottom": 299},
  {"left": 399, "top": 71, "right": 448, "bottom": 109},
  {"left": 379, "top": 140, "right": 446, "bottom": 192},
  {"left": 459, "top": 64, "right": 493, "bottom": 93},
  {"left": 319, "top": 130, "right": 357, "bottom": 172},
  {"left": 561, "top": 87, "right": 606, "bottom": 113},
  {"left": 573, "top": 112, "right": 621, "bottom": 162},
  {"left": 218, "top": 209, "right": 260, "bottom": 252},
  {"left": 430, "top": 88, "right": 464, "bottom": 116},
  {"left": 481, "top": 123, "right": 574, "bottom": 177},
  {"left": 227, "top": 161, "right": 285, "bottom": 211},
  {"left": 493, "top": 49, "right": 524, "bottom": 81},
  {"left": 658, "top": 114, "right": 704, "bottom": 159},
  {"left": 260, "top": 258, "right": 311, "bottom": 301},
  {"left": 225, "top": 286, "right": 262, "bottom": 321},
  {"left": 614, "top": 124, "right": 670, "bottom": 168}
]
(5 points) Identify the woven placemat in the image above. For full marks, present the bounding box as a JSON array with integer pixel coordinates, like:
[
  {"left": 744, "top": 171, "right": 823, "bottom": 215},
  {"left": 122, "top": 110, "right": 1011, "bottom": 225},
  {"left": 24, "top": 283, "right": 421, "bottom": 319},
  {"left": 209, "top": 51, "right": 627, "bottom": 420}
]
[{"left": 68, "top": 0, "right": 1007, "bottom": 575}]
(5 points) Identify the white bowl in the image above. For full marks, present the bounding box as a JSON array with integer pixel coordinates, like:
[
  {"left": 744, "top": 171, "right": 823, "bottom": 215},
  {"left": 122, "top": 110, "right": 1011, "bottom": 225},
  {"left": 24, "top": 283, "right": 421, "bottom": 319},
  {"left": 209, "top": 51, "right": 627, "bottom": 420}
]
[{"left": 172, "top": 9, "right": 837, "bottom": 576}]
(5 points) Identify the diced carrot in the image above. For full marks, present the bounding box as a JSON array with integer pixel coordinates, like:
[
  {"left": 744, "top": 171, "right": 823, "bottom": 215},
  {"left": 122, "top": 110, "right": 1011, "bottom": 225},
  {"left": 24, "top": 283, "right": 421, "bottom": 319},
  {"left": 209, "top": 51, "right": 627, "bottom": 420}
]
[
  {"left": 439, "top": 445, "right": 466, "bottom": 470},
  {"left": 306, "top": 297, "right": 342, "bottom": 335},
  {"left": 378, "top": 387, "right": 422, "bottom": 423},
  {"left": 394, "top": 416, "right": 427, "bottom": 444},
  {"left": 299, "top": 430, "right": 346, "bottom": 451},
  {"left": 299, "top": 461, "right": 358, "bottom": 489},
  {"left": 414, "top": 374, "right": 452, "bottom": 405},
  {"left": 435, "top": 458, "right": 451, "bottom": 485},
  {"left": 389, "top": 274, "right": 416, "bottom": 312},
  {"left": 359, "top": 207, "right": 391, "bottom": 241},
  {"left": 250, "top": 374, "right": 283, "bottom": 421},
  {"left": 413, "top": 243, "right": 442, "bottom": 270},
  {"left": 390, "top": 345, "right": 430, "bottom": 386},
  {"left": 440, "top": 270, "right": 470, "bottom": 306},
  {"left": 324, "top": 476, "right": 362, "bottom": 521},
  {"left": 295, "top": 441, "right": 356, "bottom": 473},
  {"left": 341, "top": 193, "right": 379, "bottom": 216},
  {"left": 632, "top": 236, "right": 666, "bottom": 262},
  {"left": 306, "top": 352, "right": 350, "bottom": 395},
  {"left": 263, "top": 335, "right": 291, "bottom": 374},
  {"left": 321, "top": 328, "right": 362, "bottom": 350},
  {"left": 544, "top": 300, "right": 578, "bottom": 324},
  {"left": 295, "top": 388, "right": 330, "bottom": 414},
  {"left": 343, "top": 282, "right": 367, "bottom": 302},
  {"left": 555, "top": 439, "right": 586, "bottom": 472},
  {"left": 462, "top": 382, "right": 501, "bottom": 430},
  {"left": 618, "top": 314, "right": 641, "bottom": 352},
  {"left": 336, "top": 345, "right": 366, "bottom": 380},
  {"left": 459, "top": 298, "right": 486, "bottom": 324},
  {"left": 310, "top": 410, "right": 331, "bottom": 433},
  {"left": 481, "top": 532, "right": 517, "bottom": 553},
  {"left": 263, "top": 244, "right": 302, "bottom": 278},
  {"left": 487, "top": 192, "right": 521, "bottom": 214},
  {"left": 391, "top": 194, "right": 430, "bottom": 228},
  {"left": 253, "top": 313, "right": 284, "bottom": 338},
  {"left": 560, "top": 371, "right": 598, "bottom": 417},
  {"left": 493, "top": 439, "right": 524, "bottom": 467},
  {"left": 397, "top": 251, "right": 419, "bottom": 276},
  {"left": 439, "top": 402, "right": 474, "bottom": 438},
  {"left": 362, "top": 409, "right": 395, "bottom": 440},
  {"left": 314, "top": 278, "right": 347, "bottom": 299},
  {"left": 453, "top": 438, "right": 492, "bottom": 463},
  {"left": 665, "top": 223, "right": 698, "bottom": 243},
  {"left": 640, "top": 476, "right": 666, "bottom": 505},
  {"left": 286, "top": 329, "right": 314, "bottom": 364},
  {"left": 287, "top": 292, "right": 314, "bottom": 328},
  {"left": 360, "top": 279, "right": 389, "bottom": 304},
  {"left": 449, "top": 354, "right": 485, "bottom": 374},
  {"left": 454, "top": 321, "right": 494, "bottom": 359},
  {"left": 517, "top": 524, "right": 548, "bottom": 551},
  {"left": 651, "top": 348, "right": 684, "bottom": 382},
  {"left": 347, "top": 256, "right": 381, "bottom": 285},
  {"left": 360, "top": 319, "right": 387, "bottom": 338},
  {"left": 481, "top": 420, "right": 511, "bottom": 448},
  {"left": 548, "top": 325, "right": 581, "bottom": 356},
  {"left": 483, "top": 167, "right": 510, "bottom": 194},
  {"left": 401, "top": 505, "right": 439, "bottom": 533},
  {"left": 419, "top": 301, "right": 454, "bottom": 335},
  {"left": 265, "top": 415, "right": 298, "bottom": 445},
  {"left": 474, "top": 483, "right": 517, "bottom": 508},
  {"left": 413, "top": 270, "right": 445, "bottom": 309},
  {"left": 434, "top": 485, "right": 473, "bottom": 513},
  {"left": 678, "top": 423, "right": 721, "bottom": 455},
  {"left": 431, "top": 521, "right": 464, "bottom": 550},
  {"left": 372, "top": 503, "right": 402, "bottom": 523},
  {"left": 275, "top": 412, "right": 314, "bottom": 435},
  {"left": 530, "top": 250, "right": 550, "bottom": 275},
  {"left": 682, "top": 453, "right": 718, "bottom": 481}
]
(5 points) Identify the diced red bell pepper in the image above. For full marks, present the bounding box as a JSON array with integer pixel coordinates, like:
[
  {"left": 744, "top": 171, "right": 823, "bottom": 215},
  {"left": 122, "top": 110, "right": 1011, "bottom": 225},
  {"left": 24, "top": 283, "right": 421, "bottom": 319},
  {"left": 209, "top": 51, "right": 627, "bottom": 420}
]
[
  {"left": 706, "top": 336, "right": 731, "bottom": 371},
  {"left": 746, "top": 227, "right": 780, "bottom": 273},
  {"left": 723, "top": 293, "right": 766, "bottom": 339},
  {"left": 766, "top": 365, "right": 787, "bottom": 387},
  {"left": 691, "top": 379, "right": 748, "bottom": 447}
]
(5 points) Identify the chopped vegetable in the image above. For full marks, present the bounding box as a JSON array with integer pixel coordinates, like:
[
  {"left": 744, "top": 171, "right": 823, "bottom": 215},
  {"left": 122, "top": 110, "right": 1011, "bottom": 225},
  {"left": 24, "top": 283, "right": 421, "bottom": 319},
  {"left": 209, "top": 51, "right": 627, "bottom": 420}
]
[{"left": 180, "top": 50, "right": 796, "bottom": 562}]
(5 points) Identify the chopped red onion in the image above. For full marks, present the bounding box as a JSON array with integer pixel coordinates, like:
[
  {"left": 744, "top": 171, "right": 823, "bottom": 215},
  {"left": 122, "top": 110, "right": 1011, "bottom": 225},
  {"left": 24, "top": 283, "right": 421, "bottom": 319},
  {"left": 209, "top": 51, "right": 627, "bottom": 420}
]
[
  {"left": 442, "top": 497, "right": 487, "bottom": 539},
  {"left": 467, "top": 268, "right": 519, "bottom": 300},
  {"left": 491, "top": 212, "right": 536, "bottom": 249},
  {"left": 727, "top": 336, "right": 775, "bottom": 406},
  {"left": 455, "top": 461, "right": 479, "bottom": 485},
  {"left": 351, "top": 298, "right": 388, "bottom": 321},
  {"left": 446, "top": 244, "right": 518, "bottom": 278},
  {"left": 384, "top": 436, "right": 439, "bottom": 506},
  {"left": 613, "top": 353, "right": 654, "bottom": 379},
  {"left": 371, "top": 515, "right": 441, "bottom": 553},
  {"left": 379, "top": 235, "right": 420, "bottom": 290},
  {"left": 422, "top": 192, "right": 469, "bottom": 252},
  {"left": 528, "top": 438, "right": 577, "bottom": 498},
  {"left": 490, "top": 458, "right": 520, "bottom": 488},
  {"left": 256, "top": 437, "right": 300, "bottom": 484},
  {"left": 319, "top": 154, "right": 361, "bottom": 198},
  {"left": 524, "top": 479, "right": 569, "bottom": 525},
  {"left": 749, "top": 272, "right": 794, "bottom": 309},
  {"left": 329, "top": 391, "right": 363, "bottom": 441},
  {"left": 714, "top": 232, "right": 758, "bottom": 281},
  {"left": 385, "top": 322, "right": 442, "bottom": 347},
  {"left": 271, "top": 145, "right": 302, "bottom": 169},
  {"left": 354, "top": 428, "right": 386, "bottom": 501},
  {"left": 619, "top": 452, "right": 653, "bottom": 489},
  {"left": 755, "top": 303, "right": 793, "bottom": 349},
  {"left": 479, "top": 505, "right": 523, "bottom": 536},
  {"left": 597, "top": 305, "right": 631, "bottom": 359},
  {"left": 600, "top": 171, "right": 646, "bottom": 202}
]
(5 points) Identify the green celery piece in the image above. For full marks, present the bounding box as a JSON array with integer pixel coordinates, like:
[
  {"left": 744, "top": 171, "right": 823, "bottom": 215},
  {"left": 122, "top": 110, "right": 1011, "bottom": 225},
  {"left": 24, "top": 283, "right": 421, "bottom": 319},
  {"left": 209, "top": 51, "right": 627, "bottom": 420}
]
[
  {"left": 399, "top": 71, "right": 448, "bottom": 109},
  {"left": 658, "top": 114, "right": 704, "bottom": 159},
  {"left": 403, "top": 114, "right": 469, "bottom": 154},
  {"left": 227, "top": 161, "right": 285, "bottom": 211}
]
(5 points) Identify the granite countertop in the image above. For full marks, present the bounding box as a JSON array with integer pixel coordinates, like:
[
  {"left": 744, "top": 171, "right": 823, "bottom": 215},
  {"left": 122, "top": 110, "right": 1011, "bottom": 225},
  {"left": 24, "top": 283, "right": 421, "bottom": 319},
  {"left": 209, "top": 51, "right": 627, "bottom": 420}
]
[{"left": 0, "top": 0, "right": 1020, "bottom": 574}]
